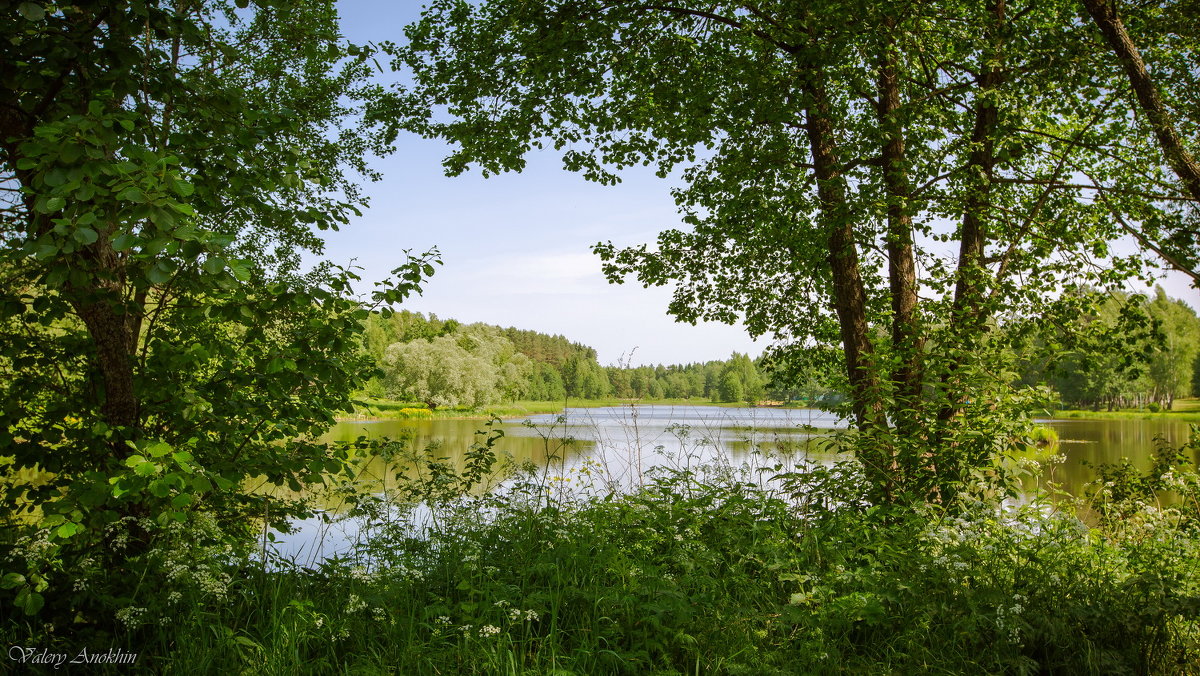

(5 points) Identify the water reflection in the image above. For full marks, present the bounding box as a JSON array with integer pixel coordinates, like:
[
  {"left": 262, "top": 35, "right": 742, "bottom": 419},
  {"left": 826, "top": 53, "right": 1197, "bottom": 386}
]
[{"left": 272, "top": 406, "right": 1194, "bottom": 564}]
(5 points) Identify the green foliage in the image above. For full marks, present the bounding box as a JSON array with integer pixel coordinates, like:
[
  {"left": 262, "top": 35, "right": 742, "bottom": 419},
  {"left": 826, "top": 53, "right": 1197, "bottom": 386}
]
[
  {"left": 8, "top": 432, "right": 1197, "bottom": 673},
  {"left": 361, "top": 310, "right": 790, "bottom": 408},
  {"left": 0, "top": 0, "right": 436, "bottom": 627},
  {"left": 394, "top": 0, "right": 1200, "bottom": 505},
  {"left": 381, "top": 327, "right": 532, "bottom": 409},
  {"left": 1019, "top": 288, "right": 1200, "bottom": 411}
]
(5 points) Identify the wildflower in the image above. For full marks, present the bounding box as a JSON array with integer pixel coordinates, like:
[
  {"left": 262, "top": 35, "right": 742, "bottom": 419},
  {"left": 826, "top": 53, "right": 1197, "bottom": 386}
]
[
  {"left": 478, "top": 624, "right": 500, "bottom": 637},
  {"left": 435, "top": 616, "right": 452, "bottom": 626},
  {"left": 115, "top": 606, "right": 147, "bottom": 629}
]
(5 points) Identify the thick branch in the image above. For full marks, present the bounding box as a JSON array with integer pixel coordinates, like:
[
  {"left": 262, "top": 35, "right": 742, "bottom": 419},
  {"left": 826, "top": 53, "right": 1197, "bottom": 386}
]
[{"left": 1082, "top": 0, "right": 1200, "bottom": 203}]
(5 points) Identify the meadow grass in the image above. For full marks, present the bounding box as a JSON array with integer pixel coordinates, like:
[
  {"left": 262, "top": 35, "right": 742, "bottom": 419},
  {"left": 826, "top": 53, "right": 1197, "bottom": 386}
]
[
  {"left": 9, "top": 435, "right": 1198, "bottom": 675},
  {"left": 7, "top": 410, "right": 1200, "bottom": 675}
]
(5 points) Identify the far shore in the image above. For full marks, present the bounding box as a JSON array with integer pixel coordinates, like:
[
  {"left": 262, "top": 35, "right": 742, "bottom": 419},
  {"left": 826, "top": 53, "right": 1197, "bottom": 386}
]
[{"left": 335, "top": 397, "right": 808, "bottom": 423}]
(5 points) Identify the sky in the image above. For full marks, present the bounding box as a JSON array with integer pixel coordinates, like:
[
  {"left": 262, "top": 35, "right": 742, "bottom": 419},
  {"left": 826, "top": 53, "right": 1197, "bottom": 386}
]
[
  {"left": 321, "top": 1, "right": 1198, "bottom": 367},
  {"left": 323, "top": 0, "right": 764, "bottom": 366}
]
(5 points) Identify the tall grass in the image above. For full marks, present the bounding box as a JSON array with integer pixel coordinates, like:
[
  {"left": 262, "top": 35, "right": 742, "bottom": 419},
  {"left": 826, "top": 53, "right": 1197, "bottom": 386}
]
[{"left": 6, "top": 422, "right": 1200, "bottom": 674}]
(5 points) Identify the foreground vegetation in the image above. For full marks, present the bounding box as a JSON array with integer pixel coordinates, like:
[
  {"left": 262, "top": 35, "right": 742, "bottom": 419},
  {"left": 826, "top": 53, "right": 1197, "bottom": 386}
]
[{"left": 6, "top": 432, "right": 1198, "bottom": 674}]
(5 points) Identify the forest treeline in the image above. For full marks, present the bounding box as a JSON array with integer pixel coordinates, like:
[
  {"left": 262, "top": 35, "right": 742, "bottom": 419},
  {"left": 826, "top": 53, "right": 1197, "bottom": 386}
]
[
  {"left": 360, "top": 286, "right": 1200, "bottom": 411},
  {"left": 358, "top": 310, "right": 788, "bottom": 408},
  {"left": 1018, "top": 287, "right": 1200, "bottom": 410}
]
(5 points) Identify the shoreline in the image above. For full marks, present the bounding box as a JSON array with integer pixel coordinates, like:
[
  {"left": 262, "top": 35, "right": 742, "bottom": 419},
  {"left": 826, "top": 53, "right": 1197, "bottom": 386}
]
[{"left": 335, "top": 398, "right": 804, "bottom": 423}]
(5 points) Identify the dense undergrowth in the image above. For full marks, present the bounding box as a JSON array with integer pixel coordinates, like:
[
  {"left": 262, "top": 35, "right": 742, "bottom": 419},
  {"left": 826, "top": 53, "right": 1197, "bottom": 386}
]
[{"left": 4, "top": 428, "right": 1200, "bottom": 674}]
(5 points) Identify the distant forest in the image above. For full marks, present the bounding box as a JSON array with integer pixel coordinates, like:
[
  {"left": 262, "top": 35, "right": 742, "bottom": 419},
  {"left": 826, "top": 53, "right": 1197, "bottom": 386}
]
[
  {"left": 358, "top": 311, "right": 794, "bottom": 409},
  {"left": 360, "top": 286, "right": 1200, "bottom": 411}
]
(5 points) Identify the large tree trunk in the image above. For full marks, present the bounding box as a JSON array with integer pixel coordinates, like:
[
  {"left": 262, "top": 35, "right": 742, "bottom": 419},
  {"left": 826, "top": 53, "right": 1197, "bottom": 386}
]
[
  {"left": 802, "top": 77, "right": 881, "bottom": 431},
  {"left": 877, "top": 18, "right": 924, "bottom": 417},
  {"left": 939, "top": 0, "right": 1006, "bottom": 425}
]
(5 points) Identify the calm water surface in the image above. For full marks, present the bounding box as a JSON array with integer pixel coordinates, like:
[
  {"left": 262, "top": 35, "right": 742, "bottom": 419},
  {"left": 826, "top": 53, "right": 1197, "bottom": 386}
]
[{"left": 273, "top": 406, "right": 1195, "bottom": 563}]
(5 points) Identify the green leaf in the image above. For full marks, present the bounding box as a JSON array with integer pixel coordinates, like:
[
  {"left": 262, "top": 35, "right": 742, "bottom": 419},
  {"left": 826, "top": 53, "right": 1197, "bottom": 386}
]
[
  {"left": 72, "top": 227, "right": 98, "bottom": 245},
  {"left": 37, "top": 197, "right": 65, "bottom": 213},
  {"left": 146, "top": 441, "right": 172, "bottom": 458},
  {"left": 1, "top": 573, "right": 25, "bottom": 590},
  {"left": 117, "top": 186, "right": 147, "bottom": 203},
  {"left": 18, "top": 2, "right": 44, "bottom": 21},
  {"left": 55, "top": 522, "right": 80, "bottom": 539},
  {"left": 173, "top": 179, "right": 195, "bottom": 197},
  {"left": 135, "top": 461, "right": 160, "bottom": 477},
  {"left": 112, "top": 233, "right": 139, "bottom": 251},
  {"left": 228, "top": 259, "right": 252, "bottom": 281},
  {"left": 147, "top": 264, "right": 172, "bottom": 285},
  {"left": 149, "top": 480, "right": 171, "bottom": 498},
  {"left": 20, "top": 590, "right": 43, "bottom": 614}
]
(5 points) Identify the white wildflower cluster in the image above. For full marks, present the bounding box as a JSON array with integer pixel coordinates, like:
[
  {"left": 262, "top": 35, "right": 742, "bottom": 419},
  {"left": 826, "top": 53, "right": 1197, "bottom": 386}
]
[
  {"left": 346, "top": 593, "right": 368, "bottom": 613},
  {"left": 1160, "top": 469, "right": 1200, "bottom": 495},
  {"left": 193, "top": 565, "right": 232, "bottom": 601},
  {"left": 435, "top": 615, "right": 452, "bottom": 626},
  {"left": 478, "top": 624, "right": 501, "bottom": 637},
  {"left": 163, "top": 559, "right": 189, "bottom": 582},
  {"left": 115, "top": 606, "right": 147, "bottom": 629},
  {"left": 507, "top": 607, "right": 539, "bottom": 622},
  {"left": 13, "top": 532, "right": 55, "bottom": 562},
  {"left": 993, "top": 594, "right": 1027, "bottom": 646}
]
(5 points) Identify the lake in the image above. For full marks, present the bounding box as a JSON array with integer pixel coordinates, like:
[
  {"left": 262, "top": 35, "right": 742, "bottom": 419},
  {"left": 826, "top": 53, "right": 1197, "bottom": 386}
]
[{"left": 272, "top": 405, "right": 1196, "bottom": 563}]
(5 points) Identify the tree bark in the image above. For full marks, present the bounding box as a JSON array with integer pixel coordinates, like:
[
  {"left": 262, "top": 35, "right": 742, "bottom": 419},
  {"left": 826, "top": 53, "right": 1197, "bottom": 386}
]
[
  {"left": 939, "top": 0, "right": 1006, "bottom": 425},
  {"left": 801, "top": 77, "right": 881, "bottom": 431},
  {"left": 1083, "top": 0, "right": 1200, "bottom": 204},
  {"left": 877, "top": 18, "right": 924, "bottom": 415}
]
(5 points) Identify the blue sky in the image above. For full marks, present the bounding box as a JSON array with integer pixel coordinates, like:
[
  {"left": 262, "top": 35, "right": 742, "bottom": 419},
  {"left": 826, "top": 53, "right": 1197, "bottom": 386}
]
[
  {"left": 325, "top": 1, "right": 763, "bottom": 366},
  {"left": 324, "top": 1, "right": 1197, "bottom": 367}
]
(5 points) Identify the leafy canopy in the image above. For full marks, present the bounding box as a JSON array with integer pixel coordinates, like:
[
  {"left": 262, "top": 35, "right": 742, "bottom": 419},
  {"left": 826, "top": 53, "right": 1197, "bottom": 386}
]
[{"left": 0, "top": 0, "right": 433, "bottom": 619}]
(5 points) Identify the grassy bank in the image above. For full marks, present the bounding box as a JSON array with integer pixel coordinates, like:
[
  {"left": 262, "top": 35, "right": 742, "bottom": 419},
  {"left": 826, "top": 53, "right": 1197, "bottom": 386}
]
[
  {"left": 1047, "top": 398, "right": 1200, "bottom": 422},
  {"left": 341, "top": 397, "right": 764, "bottom": 421},
  {"left": 8, "top": 442, "right": 1199, "bottom": 675}
]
